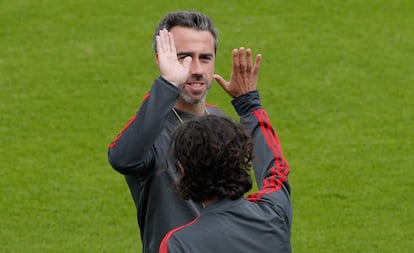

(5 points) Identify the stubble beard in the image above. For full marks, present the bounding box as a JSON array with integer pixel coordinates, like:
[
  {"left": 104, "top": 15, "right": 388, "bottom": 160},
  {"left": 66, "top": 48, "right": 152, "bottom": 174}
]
[
  {"left": 180, "top": 91, "right": 208, "bottom": 105},
  {"left": 179, "top": 80, "right": 212, "bottom": 105}
]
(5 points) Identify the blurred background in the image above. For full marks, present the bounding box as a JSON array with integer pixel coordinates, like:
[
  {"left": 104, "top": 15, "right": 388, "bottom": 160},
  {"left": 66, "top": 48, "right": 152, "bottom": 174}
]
[{"left": 1, "top": 0, "right": 413, "bottom": 252}]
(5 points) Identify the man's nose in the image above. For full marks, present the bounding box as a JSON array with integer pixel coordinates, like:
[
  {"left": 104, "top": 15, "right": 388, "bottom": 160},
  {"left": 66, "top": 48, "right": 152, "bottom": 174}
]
[{"left": 189, "top": 59, "right": 202, "bottom": 74}]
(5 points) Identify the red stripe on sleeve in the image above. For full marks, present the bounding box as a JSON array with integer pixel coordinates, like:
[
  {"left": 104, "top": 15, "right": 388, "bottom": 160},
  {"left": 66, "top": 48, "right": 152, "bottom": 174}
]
[
  {"left": 247, "top": 109, "right": 290, "bottom": 202},
  {"left": 108, "top": 93, "right": 150, "bottom": 149},
  {"left": 143, "top": 93, "right": 150, "bottom": 100},
  {"left": 108, "top": 114, "right": 137, "bottom": 149},
  {"left": 159, "top": 216, "right": 200, "bottom": 253}
]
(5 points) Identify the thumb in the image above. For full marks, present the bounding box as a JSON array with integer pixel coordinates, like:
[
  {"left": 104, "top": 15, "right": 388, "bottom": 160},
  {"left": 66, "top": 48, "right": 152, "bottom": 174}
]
[{"left": 213, "top": 74, "right": 228, "bottom": 89}]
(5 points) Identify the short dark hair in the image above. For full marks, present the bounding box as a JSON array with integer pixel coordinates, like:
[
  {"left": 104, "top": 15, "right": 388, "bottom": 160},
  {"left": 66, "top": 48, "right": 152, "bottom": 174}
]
[
  {"left": 153, "top": 10, "right": 218, "bottom": 53},
  {"left": 170, "top": 115, "right": 253, "bottom": 203}
]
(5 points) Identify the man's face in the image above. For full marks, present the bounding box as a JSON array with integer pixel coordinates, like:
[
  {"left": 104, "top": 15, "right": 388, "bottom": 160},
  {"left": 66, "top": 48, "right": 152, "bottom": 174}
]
[{"left": 169, "top": 26, "right": 216, "bottom": 104}]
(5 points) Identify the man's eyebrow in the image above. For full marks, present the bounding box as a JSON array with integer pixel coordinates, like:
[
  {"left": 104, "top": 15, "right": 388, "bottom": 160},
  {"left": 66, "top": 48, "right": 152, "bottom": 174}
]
[
  {"left": 177, "top": 52, "right": 214, "bottom": 58},
  {"left": 177, "top": 52, "right": 194, "bottom": 57},
  {"left": 200, "top": 53, "right": 214, "bottom": 58}
]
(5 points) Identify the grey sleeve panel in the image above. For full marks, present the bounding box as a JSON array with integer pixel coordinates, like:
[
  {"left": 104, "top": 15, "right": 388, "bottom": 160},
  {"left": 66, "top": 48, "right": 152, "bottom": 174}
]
[
  {"left": 165, "top": 238, "right": 184, "bottom": 253},
  {"left": 108, "top": 77, "right": 180, "bottom": 175}
]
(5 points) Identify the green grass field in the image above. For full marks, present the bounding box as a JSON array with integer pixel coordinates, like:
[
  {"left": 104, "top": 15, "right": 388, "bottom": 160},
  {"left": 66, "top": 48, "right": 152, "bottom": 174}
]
[{"left": 1, "top": 0, "right": 413, "bottom": 252}]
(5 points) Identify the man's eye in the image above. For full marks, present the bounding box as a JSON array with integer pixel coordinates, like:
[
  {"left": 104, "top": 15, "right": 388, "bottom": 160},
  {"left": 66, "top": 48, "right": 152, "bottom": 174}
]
[{"left": 201, "top": 57, "right": 213, "bottom": 62}]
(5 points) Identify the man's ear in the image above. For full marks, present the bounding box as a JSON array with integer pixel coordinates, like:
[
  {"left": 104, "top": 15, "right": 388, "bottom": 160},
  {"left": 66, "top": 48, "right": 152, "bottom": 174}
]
[
  {"left": 177, "top": 161, "right": 185, "bottom": 174},
  {"left": 155, "top": 53, "right": 159, "bottom": 63}
]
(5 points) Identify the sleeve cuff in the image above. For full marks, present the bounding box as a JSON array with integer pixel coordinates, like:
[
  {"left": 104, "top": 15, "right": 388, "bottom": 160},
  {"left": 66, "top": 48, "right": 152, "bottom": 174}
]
[
  {"left": 231, "top": 90, "right": 262, "bottom": 116},
  {"left": 157, "top": 76, "right": 180, "bottom": 94}
]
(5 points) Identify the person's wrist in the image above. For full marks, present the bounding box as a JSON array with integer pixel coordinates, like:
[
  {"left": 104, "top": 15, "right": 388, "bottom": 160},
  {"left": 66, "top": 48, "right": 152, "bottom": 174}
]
[{"left": 231, "top": 90, "right": 261, "bottom": 116}]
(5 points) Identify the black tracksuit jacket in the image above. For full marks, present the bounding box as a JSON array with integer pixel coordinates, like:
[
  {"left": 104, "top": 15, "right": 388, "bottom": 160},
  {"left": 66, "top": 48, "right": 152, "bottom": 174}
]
[
  {"left": 159, "top": 91, "right": 292, "bottom": 253},
  {"left": 108, "top": 77, "right": 224, "bottom": 253}
]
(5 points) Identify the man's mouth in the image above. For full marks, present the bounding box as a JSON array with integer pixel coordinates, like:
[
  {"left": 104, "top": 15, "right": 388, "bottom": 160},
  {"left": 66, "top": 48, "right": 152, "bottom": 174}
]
[
  {"left": 189, "top": 83, "right": 203, "bottom": 88},
  {"left": 185, "top": 82, "right": 205, "bottom": 92}
]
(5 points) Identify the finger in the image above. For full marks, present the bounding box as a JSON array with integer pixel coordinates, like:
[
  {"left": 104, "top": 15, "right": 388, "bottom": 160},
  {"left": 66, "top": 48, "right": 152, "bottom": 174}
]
[
  {"left": 253, "top": 54, "right": 262, "bottom": 76},
  {"left": 158, "top": 29, "right": 168, "bottom": 52},
  {"left": 246, "top": 48, "right": 253, "bottom": 74},
  {"left": 156, "top": 33, "right": 163, "bottom": 53},
  {"left": 232, "top": 49, "right": 239, "bottom": 74},
  {"left": 239, "top": 47, "right": 246, "bottom": 73},
  {"left": 167, "top": 30, "right": 175, "bottom": 53},
  {"left": 163, "top": 29, "right": 171, "bottom": 52},
  {"left": 182, "top": 56, "right": 192, "bottom": 71}
]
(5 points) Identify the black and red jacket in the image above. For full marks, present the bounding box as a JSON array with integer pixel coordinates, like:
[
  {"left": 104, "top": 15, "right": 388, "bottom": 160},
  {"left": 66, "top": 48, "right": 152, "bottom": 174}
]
[
  {"left": 159, "top": 90, "right": 292, "bottom": 253},
  {"left": 108, "top": 77, "right": 223, "bottom": 253}
]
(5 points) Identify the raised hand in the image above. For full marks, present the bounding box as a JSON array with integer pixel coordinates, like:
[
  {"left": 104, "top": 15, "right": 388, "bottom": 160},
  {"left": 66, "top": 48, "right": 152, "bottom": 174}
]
[
  {"left": 156, "top": 29, "right": 192, "bottom": 86},
  {"left": 214, "top": 47, "right": 262, "bottom": 98}
]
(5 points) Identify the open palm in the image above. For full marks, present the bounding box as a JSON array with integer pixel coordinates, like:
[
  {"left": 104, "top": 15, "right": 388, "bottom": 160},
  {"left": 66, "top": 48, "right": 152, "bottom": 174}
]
[
  {"left": 214, "top": 47, "right": 262, "bottom": 98},
  {"left": 156, "top": 29, "right": 191, "bottom": 86}
]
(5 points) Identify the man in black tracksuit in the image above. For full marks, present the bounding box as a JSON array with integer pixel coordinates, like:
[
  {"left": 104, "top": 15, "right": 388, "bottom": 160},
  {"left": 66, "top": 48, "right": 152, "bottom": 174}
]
[
  {"left": 107, "top": 10, "right": 279, "bottom": 253},
  {"left": 108, "top": 11, "right": 224, "bottom": 252}
]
